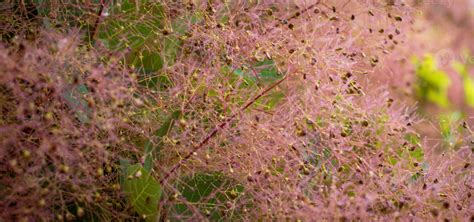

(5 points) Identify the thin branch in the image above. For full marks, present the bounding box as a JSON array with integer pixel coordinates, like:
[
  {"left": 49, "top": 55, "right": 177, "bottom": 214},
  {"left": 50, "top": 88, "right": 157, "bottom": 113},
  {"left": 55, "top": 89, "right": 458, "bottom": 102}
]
[{"left": 89, "top": 0, "right": 106, "bottom": 43}]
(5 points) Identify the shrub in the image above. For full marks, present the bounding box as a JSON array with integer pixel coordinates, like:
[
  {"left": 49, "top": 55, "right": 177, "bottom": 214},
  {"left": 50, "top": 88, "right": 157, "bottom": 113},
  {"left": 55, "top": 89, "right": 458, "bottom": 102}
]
[
  {"left": 0, "top": 32, "right": 138, "bottom": 220},
  {"left": 0, "top": 0, "right": 472, "bottom": 221}
]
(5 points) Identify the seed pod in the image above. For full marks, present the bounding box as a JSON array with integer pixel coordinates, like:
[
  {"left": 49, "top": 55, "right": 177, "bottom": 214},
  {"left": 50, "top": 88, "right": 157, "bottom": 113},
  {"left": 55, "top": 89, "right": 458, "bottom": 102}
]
[
  {"left": 443, "top": 202, "right": 450, "bottom": 209},
  {"left": 134, "top": 170, "right": 142, "bottom": 178},
  {"left": 38, "top": 199, "right": 46, "bottom": 207},
  {"left": 247, "top": 174, "right": 254, "bottom": 182},
  {"left": 76, "top": 207, "right": 84, "bottom": 218},
  {"left": 66, "top": 212, "right": 74, "bottom": 221},
  {"left": 45, "top": 112, "right": 53, "bottom": 120},
  {"left": 59, "top": 165, "right": 70, "bottom": 173},
  {"left": 21, "top": 150, "right": 31, "bottom": 159},
  {"left": 302, "top": 167, "right": 310, "bottom": 175},
  {"left": 296, "top": 127, "right": 306, "bottom": 137},
  {"left": 361, "top": 120, "right": 369, "bottom": 127},
  {"left": 112, "top": 184, "right": 120, "bottom": 190},
  {"left": 229, "top": 189, "right": 239, "bottom": 199},
  {"left": 96, "top": 168, "right": 104, "bottom": 177},
  {"left": 266, "top": 9, "right": 273, "bottom": 16},
  {"left": 387, "top": 98, "right": 394, "bottom": 107}
]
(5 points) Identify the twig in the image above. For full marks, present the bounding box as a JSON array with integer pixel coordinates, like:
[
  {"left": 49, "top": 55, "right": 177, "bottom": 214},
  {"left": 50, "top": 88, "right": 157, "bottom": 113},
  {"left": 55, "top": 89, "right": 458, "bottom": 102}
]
[
  {"left": 159, "top": 74, "right": 289, "bottom": 184},
  {"left": 89, "top": 0, "right": 106, "bottom": 43}
]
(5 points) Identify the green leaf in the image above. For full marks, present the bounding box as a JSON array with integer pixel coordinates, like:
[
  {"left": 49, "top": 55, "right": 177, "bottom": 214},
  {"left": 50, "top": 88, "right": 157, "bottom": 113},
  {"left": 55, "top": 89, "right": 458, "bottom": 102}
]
[
  {"left": 32, "top": 0, "right": 51, "bottom": 16},
  {"left": 409, "top": 147, "right": 424, "bottom": 162},
  {"left": 463, "top": 77, "right": 474, "bottom": 107},
  {"left": 387, "top": 155, "right": 398, "bottom": 165},
  {"left": 254, "top": 59, "right": 282, "bottom": 82},
  {"left": 453, "top": 62, "right": 474, "bottom": 107},
  {"left": 143, "top": 110, "right": 181, "bottom": 171},
  {"left": 119, "top": 158, "right": 131, "bottom": 185},
  {"left": 404, "top": 133, "right": 424, "bottom": 162},
  {"left": 132, "top": 51, "right": 164, "bottom": 74},
  {"left": 232, "top": 59, "right": 284, "bottom": 87},
  {"left": 121, "top": 164, "right": 161, "bottom": 221},
  {"left": 169, "top": 173, "right": 245, "bottom": 221},
  {"left": 61, "top": 84, "right": 91, "bottom": 123},
  {"left": 138, "top": 73, "right": 171, "bottom": 91},
  {"left": 163, "top": 12, "right": 202, "bottom": 65},
  {"left": 408, "top": 172, "right": 422, "bottom": 183},
  {"left": 264, "top": 91, "right": 285, "bottom": 109},
  {"left": 154, "top": 110, "right": 181, "bottom": 138},
  {"left": 98, "top": 1, "right": 165, "bottom": 72},
  {"left": 413, "top": 55, "right": 451, "bottom": 107},
  {"left": 254, "top": 91, "right": 285, "bottom": 110},
  {"left": 404, "top": 133, "right": 421, "bottom": 146},
  {"left": 388, "top": 134, "right": 424, "bottom": 166},
  {"left": 439, "top": 112, "right": 463, "bottom": 146},
  {"left": 98, "top": 1, "right": 201, "bottom": 78},
  {"left": 143, "top": 141, "right": 153, "bottom": 172},
  {"left": 224, "top": 59, "right": 286, "bottom": 110}
]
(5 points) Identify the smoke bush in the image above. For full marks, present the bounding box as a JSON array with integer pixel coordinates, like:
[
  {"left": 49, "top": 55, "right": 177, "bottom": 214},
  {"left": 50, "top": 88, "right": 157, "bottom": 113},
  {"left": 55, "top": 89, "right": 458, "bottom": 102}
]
[
  {"left": 0, "top": 32, "right": 139, "bottom": 220},
  {"left": 0, "top": 0, "right": 472, "bottom": 221}
]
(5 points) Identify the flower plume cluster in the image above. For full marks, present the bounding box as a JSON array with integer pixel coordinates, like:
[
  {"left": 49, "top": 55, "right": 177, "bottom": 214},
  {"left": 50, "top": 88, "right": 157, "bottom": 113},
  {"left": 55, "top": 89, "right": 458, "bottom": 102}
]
[{"left": 0, "top": 0, "right": 472, "bottom": 221}]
